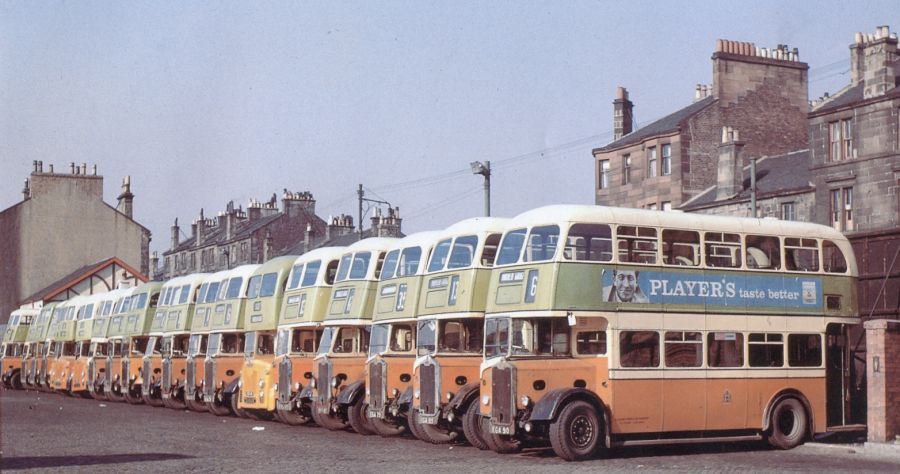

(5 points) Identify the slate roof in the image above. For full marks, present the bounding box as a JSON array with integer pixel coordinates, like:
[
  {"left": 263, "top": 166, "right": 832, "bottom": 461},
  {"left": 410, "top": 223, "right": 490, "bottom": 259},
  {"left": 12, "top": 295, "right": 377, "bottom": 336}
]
[
  {"left": 281, "top": 227, "right": 406, "bottom": 255},
  {"left": 680, "top": 149, "right": 812, "bottom": 210},
  {"left": 594, "top": 96, "right": 716, "bottom": 153},
  {"left": 809, "top": 83, "right": 864, "bottom": 115}
]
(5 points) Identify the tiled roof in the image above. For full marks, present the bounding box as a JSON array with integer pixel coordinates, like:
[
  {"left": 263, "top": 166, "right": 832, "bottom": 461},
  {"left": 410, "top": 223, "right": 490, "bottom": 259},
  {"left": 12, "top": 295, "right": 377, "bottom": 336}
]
[
  {"left": 680, "top": 149, "right": 812, "bottom": 210},
  {"left": 594, "top": 96, "right": 716, "bottom": 152}
]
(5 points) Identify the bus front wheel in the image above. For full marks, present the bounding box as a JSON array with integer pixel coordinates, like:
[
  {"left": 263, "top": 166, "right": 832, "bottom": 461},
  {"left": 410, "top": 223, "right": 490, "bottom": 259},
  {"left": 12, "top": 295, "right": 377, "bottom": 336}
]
[
  {"left": 767, "top": 398, "right": 808, "bottom": 450},
  {"left": 549, "top": 400, "right": 602, "bottom": 461},
  {"left": 347, "top": 397, "right": 376, "bottom": 435},
  {"left": 462, "top": 401, "right": 490, "bottom": 450}
]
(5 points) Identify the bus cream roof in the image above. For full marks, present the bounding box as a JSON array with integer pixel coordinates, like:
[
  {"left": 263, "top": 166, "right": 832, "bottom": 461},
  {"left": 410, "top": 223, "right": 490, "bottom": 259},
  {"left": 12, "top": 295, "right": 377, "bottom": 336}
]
[
  {"left": 251, "top": 255, "right": 297, "bottom": 276},
  {"left": 440, "top": 216, "right": 511, "bottom": 237},
  {"left": 344, "top": 237, "right": 399, "bottom": 253},
  {"left": 10, "top": 308, "right": 40, "bottom": 319},
  {"left": 162, "top": 273, "right": 211, "bottom": 290},
  {"left": 291, "top": 246, "right": 347, "bottom": 286},
  {"left": 509, "top": 204, "right": 849, "bottom": 242},
  {"left": 219, "top": 264, "right": 260, "bottom": 298},
  {"left": 387, "top": 231, "right": 444, "bottom": 252}
]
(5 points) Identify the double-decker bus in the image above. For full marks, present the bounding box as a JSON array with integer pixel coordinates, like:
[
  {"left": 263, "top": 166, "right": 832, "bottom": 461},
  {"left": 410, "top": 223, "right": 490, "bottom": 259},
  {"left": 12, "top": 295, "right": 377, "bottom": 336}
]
[
  {"left": 106, "top": 282, "right": 162, "bottom": 403},
  {"left": 88, "top": 288, "right": 133, "bottom": 400},
  {"left": 143, "top": 273, "right": 209, "bottom": 409},
  {"left": 310, "top": 237, "right": 397, "bottom": 432},
  {"left": 22, "top": 303, "right": 57, "bottom": 390},
  {"left": 184, "top": 269, "right": 232, "bottom": 412},
  {"left": 65, "top": 293, "right": 112, "bottom": 397},
  {"left": 478, "top": 205, "right": 859, "bottom": 461},
  {"left": 48, "top": 297, "right": 81, "bottom": 393},
  {"left": 2, "top": 307, "right": 39, "bottom": 389},
  {"left": 410, "top": 217, "right": 507, "bottom": 446},
  {"left": 263, "top": 247, "right": 343, "bottom": 425},
  {"left": 201, "top": 264, "right": 260, "bottom": 416},
  {"left": 363, "top": 231, "right": 442, "bottom": 438}
]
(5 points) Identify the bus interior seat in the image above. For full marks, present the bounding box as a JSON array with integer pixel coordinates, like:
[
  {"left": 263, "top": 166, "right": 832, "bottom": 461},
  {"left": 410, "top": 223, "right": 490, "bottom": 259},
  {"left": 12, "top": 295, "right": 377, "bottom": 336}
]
[
  {"left": 674, "top": 256, "right": 693, "bottom": 266},
  {"left": 746, "top": 247, "right": 770, "bottom": 269}
]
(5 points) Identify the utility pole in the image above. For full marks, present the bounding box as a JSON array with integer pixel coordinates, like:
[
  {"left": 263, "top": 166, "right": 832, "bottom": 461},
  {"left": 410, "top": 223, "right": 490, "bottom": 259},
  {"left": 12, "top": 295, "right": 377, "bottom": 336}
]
[
  {"left": 470, "top": 160, "right": 491, "bottom": 216},
  {"left": 357, "top": 184, "right": 393, "bottom": 241},
  {"left": 750, "top": 158, "right": 758, "bottom": 218}
]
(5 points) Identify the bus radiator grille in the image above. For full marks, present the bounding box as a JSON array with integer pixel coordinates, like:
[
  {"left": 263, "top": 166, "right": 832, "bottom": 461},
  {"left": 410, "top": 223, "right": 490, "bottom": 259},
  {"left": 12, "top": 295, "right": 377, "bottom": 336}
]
[
  {"left": 420, "top": 363, "right": 438, "bottom": 416},
  {"left": 369, "top": 361, "right": 385, "bottom": 411},
  {"left": 278, "top": 358, "right": 292, "bottom": 404}
]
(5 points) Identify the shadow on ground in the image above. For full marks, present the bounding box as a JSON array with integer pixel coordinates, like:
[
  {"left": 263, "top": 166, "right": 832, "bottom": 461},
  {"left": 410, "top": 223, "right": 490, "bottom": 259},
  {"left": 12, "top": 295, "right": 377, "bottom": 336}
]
[{"left": 1, "top": 452, "right": 195, "bottom": 470}]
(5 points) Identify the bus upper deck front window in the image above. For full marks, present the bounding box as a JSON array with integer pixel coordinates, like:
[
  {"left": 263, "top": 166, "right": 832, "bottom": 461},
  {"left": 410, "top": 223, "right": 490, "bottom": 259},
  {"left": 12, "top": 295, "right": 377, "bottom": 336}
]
[
  {"left": 484, "top": 318, "right": 510, "bottom": 359},
  {"left": 428, "top": 239, "right": 452, "bottom": 272},
  {"left": 225, "top": 278, "right": 244, "bottom": 300},
  {"left": 496, "top": 229, "right": 527, "bottom": 266},
  {"left": 350, "top": 252, "right": 371, "bottom": 280},
  {"left": 316, "top": 327, "right": 337, "bottom": 356},
  {"left": 368, "top": 323, "right": 390, "bottom": 357},
  {"left": 302, "top": 260, "right": 322, "bottom": 287},
  {"left": 448, "top": 235, "right": 478, "bottom": 269},
  {"left": 416, "top": 320, "right": 436, "bottom": 357},
  {"left": 381, "top": 250, "right": 400, "bottom": 281}
]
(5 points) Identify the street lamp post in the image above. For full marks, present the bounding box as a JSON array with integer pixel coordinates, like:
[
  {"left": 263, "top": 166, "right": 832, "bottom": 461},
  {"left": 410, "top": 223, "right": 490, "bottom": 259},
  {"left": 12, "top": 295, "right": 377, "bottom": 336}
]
[{"left": 470, "top": 160, "right": 491, "bottom": 217}]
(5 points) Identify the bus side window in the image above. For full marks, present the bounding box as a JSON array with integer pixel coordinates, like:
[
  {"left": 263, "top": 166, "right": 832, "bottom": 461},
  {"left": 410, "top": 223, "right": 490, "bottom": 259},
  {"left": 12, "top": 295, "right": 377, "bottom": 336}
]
[
  {"left": 566, "top": 223, "right": 613, "bottom": 262},
  {"left": 576, "top": 331, "right": 607, "bottom": 355},
  {"left": 708, "top": 332, "right": 743, "bottom": 367},
  {"left": 662, "top": 229, "right": 699, "bottom": 266},
  {"left": 480, "top": 233, "right": 502, "bottom": 267},
  {"left": 619, "top": 331, "right": 659, "bottom": 367},
  {"left": 617, "top": 226, "right": 658, "bottom": 264},
  {"left": 748, "top": 333, "right": 784, "bottom": 367},
  {"left": 785, "top": 238, "right": 819, "bottom": 272},
  {"left": 664, "top": 331, "right": 702, "bottom": 367},
  {"left": 788, "top": 334, "right": 822, "bottom": 367},
  {"left": 704, "top": 232, "right": 741, "bottom": 268},
  {"left": 745, "top": 235, "right": 781, "bottom": 270},
  {"left": 822, "top": 240, "right": 848, "bottom": 274}
]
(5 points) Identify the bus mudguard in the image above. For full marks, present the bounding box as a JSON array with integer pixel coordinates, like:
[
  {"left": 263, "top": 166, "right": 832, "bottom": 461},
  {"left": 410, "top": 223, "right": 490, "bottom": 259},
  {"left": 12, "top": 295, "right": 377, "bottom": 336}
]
[
  {"left": 336, "top": 380, "right": 365, "bottom": 406},
  {"left": 225, "top": 377, "right": 241, "bottom": 395},
  {"left": 528, "top": 388, "right": 606, "bottom": 423},
  {"left": 299, "top": 385, "right": 314, "bottom": 400},
  {"left": 397, "top": 386, "right": 414, "bottom": 407},
  {"left": 446, "top": 383, "right": 480, "bottom": 412}
]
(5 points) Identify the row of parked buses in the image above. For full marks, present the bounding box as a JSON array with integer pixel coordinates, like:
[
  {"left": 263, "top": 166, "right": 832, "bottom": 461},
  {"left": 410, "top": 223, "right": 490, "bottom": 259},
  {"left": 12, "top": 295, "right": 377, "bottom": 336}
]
[{"left": 1, "top": 205, "right": 862, "bottom": 461}]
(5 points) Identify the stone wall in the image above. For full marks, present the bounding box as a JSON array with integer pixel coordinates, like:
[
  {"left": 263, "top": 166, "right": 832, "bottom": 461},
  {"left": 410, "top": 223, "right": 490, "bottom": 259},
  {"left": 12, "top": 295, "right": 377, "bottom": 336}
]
[{"left": 865, "top": 319, "right": 900, "bottom": 442}]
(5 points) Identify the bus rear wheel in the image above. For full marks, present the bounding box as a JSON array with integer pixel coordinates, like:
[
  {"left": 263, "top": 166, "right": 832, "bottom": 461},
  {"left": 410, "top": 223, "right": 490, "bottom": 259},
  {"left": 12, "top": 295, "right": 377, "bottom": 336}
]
[
  {"left": 767, "top": 398, "right": 808, "bottom": 450},
  {"left": 549, "top": 401, "right": 602, "bottom": 461},
  {"left": 462, "top": 401, "right": 490, "bottom": 450}
]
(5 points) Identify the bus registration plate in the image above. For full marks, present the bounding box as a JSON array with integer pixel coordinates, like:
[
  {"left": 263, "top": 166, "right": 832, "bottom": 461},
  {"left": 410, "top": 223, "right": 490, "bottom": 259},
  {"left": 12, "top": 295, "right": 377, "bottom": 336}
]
[
  {"left": 418, "top": 414, "right": 437, "bottom": 425},
  {"left": 243, "top": 390, "right": 256, "bottom": 404},
  {"left": 490, "top": 424, "right": 511, "bottom": 435},
  {"left": 368, "top": 409, "right": 384, "bottom": 419}
]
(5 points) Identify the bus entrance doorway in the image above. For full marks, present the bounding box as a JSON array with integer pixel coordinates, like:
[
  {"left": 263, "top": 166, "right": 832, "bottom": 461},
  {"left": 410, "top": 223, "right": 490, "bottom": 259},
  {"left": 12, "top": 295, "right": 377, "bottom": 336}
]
[{"left": 825, "top": 323, "right": 866, "bottom": 429}]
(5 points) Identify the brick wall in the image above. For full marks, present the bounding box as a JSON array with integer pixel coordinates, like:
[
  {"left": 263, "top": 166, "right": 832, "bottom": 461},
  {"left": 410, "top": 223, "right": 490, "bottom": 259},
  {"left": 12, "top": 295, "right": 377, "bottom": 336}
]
[{"left": 865, "top": 319, "right": 900, "bottom": 442}]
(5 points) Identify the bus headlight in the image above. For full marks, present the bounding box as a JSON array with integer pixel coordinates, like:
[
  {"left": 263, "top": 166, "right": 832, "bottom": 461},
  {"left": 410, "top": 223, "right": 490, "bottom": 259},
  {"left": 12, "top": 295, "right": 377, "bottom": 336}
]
[
  {"left": 414, "top": 390, "right": 420, "bottom": 400},
  {"left": 310, "top": 378, "right": 317, "bottom": 389},
  {"left": 482, "top": 395, "right": 490, "bottom": 406},
  {"left": 520, "top": 395, "right": 532, "bottom": 407},
  {"left": 446, "top": 392, "right": 454, "bottom": 401},
  {"left": 391, "top": 388, "right": 400, "bottom": 398},
  {"left": 295, "top": 382, "right": 301, "bottom": 391},
  {"left": 258, "top": 379, "right": 265, "bottom": 389},
  {"left": 238, "top": 379, "right": 243, "bottom": 388},
  {"left": 331, "top": 376, "right": 339, "bottom": 388},
  {"left": 365, "top": 387, "right": 370, "bottom": 395}
]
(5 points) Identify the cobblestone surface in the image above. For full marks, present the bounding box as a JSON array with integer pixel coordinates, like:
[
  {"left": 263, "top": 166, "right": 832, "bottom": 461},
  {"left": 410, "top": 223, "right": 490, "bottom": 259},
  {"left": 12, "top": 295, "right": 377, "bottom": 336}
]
[{"left": 2, "top": 389, "right": 899, "bottom": 473}]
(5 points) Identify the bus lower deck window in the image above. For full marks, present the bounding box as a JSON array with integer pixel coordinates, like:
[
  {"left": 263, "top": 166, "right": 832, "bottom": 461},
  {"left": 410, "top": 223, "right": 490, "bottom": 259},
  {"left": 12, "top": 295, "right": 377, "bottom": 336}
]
[
  {"left": 788, "top": 334, "right": 822, "bottom": 367},
  {"left": 576, "top": 331, "right": 607, "bottom": 355},
  {"left": 708, "top": 332, "right": 744, "bottom": 367},
  {"left": 619, "top": 331, "right": 659, "bottom": 367},
  {"left": 664, "top": 331, "right": 702, "bottom": 367},
  {"left": 749, "top": 333, "right": 784, "bottom": 367}
]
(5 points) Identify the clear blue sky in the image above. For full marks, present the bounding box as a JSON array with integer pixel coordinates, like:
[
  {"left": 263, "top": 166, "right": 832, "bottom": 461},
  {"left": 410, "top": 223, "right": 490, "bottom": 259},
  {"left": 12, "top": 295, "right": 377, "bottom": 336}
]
[{"left": 2, "top": 1, "right": 897, "bottom": 255}]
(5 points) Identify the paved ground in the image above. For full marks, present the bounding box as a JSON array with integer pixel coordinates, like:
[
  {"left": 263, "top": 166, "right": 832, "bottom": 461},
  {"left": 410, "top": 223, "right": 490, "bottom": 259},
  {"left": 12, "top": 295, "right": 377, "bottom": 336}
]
[{"left": 2, "top": 389, "right": 899, "bottom": 473}]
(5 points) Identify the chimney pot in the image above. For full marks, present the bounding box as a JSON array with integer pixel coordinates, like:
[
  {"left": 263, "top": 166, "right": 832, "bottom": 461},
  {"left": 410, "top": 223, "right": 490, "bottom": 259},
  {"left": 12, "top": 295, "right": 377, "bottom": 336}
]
[{"left": 49, "top": 164, "right": 54, "bottom": 173}]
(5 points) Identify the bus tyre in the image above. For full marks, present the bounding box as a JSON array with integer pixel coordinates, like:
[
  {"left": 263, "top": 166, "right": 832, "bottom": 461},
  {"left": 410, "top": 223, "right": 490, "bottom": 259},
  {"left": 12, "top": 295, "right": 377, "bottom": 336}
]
[
  {"left": 11, "top": 372, "right": 23, "bottom": 390},
  {"left": 229, "top": 390, "right": 254, "bottom": 418},
  {"left": 277, "top": 405, "right": 311, "bottom": 426},
  {"left": 312, "top": 401, "right": 349, "bottom": 431},
  {"left": 185, "top": 395, "right": 207, "bottom": 412},
  {"left": 767, "top": 398, "right": 808, "bottom": 450},
  {"left": 550, "top": 401, "right": 602, "bottom": 462},
  {"left": 348, "top": 397, "right": 376, "bottom": 435},
  {"left": 207, "top": 393, "right": 232, "bottom": 416},
  {"left": 462, "top": 401, "right": 490, "bottom": 450},
  {"left": 417, "top": 414, "right": 455, "bottom": 444},
  {"left": 370, "top": 413, "right": 405, "bottom": 438},
  {"left": 405, "top": 412, "right": 432, "bottom": 442},
  {"left": 125, "top": 387, "right": 145, "bottom": 405},
  {"left": 106, "top": 387, "right": 125, "bottom": 403}
]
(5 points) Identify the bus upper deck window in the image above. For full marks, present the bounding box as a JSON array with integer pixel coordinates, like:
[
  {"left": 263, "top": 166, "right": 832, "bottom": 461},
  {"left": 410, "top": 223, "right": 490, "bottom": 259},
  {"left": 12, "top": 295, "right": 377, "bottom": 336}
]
[
  {"left": 496, "top": 229, "right": 527, "bottom": 265},
  {"left": 427, "top": 239, "right": 452, "bottom": 272},
  {"left": 822, "top": 240, "right": 848, "bottom": 274},
  {"left": 617, "top": 226, "right": 658, "bottom": 264},
  {"left": 785, "top": 238, "right": 819, "bottom": 272},
  {"left": 745, "top": 235, "right": 781, "bottom": 270},
  {"left": 448, "top": 235, "right": 478, "bottom": 269},
  {"left": 566, "top": 223, "right": 613, "bottom": 262},
  {"left": 480, "top": 233, "right": 502, "bottom": 267},
  {"left": 524, "top": 226, "right": 560, "bottom": 262},
  {"left": 663, "top": 230, "right": 699, "bottom": 266},
  {"left": 705, "top": 232, "right": 741, "bottom": 268}
]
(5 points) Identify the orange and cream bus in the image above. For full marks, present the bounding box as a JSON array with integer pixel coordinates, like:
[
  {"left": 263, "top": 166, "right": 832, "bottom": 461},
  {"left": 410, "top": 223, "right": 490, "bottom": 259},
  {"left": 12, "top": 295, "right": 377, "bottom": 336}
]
[
  {"left": 363, "top": 231, "right": 442, "bottom": 438},
  {"left": 142, "top": 273, "right": 209, "bottom": 409},
  {"left": 201, "top": 264, "right": 260, "bottom": 416},
  {"left": 236, "top": 256, "right": 299, "bottom": 418},
  {"left": 2, "top": 307, "right": 40, "bottom": 390},
  {"left": 477, "top": 205, "right": 860, "bottom": 461},
  {"left": 310, "top": 237, "right": 396, "bottom": 432},
  {"left": 48, "top": 297, "right": 81, "bottom": 394},
  {"left": 260, "top": 247, "right": 343, "bottom": 425},
  {"left": 106, "top": 282, "right": 162, "bottom": 403},
  {"left": 23, "top": 303, "right": 58, "bottom": 390},
  {"left": 184, "top": 269, "right": 232, "bottom": 412},
  {"left": 410, "top": 217, "right": 506, "bottom": 446},
  {"left": 88, "top": 288, "right": 133, "bottom": 400},
  {"left": 64, "top": 293, "right": 112, "bottom": 396}
]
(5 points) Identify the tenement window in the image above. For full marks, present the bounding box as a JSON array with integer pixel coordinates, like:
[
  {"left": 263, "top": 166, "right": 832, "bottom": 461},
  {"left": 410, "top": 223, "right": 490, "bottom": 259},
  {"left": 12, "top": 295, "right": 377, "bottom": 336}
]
[
  {"left": 830, "top": 187, "right": 853, "bottom": 231},
  {"left": 828, "top": 119, "right": 853, "bottom": 161},
  {"left": 599, "top": 160, "right": 610, "bottom": 189},
  {"left": 622, "top": 154, "right": 631, "bottom": 184},
  {"left": 661, "top": 144, "right": 671, "bottom": 176},
  {"left": 648, "top": 146, "right": 658, "bottom": 178},
  {"left": 781, "top": 202, "right": 796, "bottom": 221}
]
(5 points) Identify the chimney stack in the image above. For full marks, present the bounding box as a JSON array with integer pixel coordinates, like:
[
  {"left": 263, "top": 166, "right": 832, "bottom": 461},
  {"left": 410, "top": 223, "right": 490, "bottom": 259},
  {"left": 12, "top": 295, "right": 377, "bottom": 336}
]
[
  {"left": 196, "top": 209, "right": 206, "bottom": 246},
  {"left": 170, "top": 218, "right": 180, "bottom": 251},
  {"left": 116, "top": 175, "right": 134, "bottom": 218},
  {"left": 150, "top": 251, "right": 159, "bottom": 281},
  {"left": 22, "top": 179, "right": 30, "bottom": 201},
  {"left": 850, "top": 25, "right": 898, "bottom": 99},
  {"left": 613, "top": 86, "right": 634, "bottom": 140},
  {"left": 716, "top": 127, "right": 745, "bottom": 200}
]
